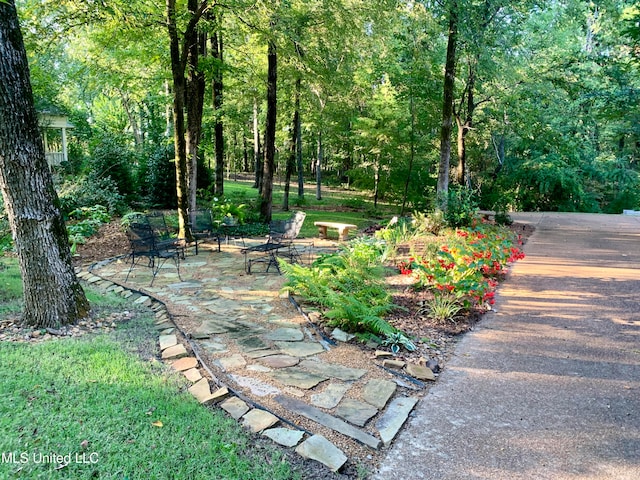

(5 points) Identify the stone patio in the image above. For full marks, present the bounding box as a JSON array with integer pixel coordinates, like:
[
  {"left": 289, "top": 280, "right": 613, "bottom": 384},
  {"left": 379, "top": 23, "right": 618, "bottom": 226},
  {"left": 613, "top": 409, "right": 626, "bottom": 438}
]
[{"left": 80, "top": 239, "right": 432, "bottom": 473}]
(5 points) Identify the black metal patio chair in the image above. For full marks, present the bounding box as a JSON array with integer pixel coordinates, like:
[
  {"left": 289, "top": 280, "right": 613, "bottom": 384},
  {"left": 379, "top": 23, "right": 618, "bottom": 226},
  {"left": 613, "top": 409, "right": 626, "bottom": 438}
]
[
  {"left": 241, "top": 211, "right": 309, "bottom": 274},
  {"left": 125, "top": 221, "right": 183, "bottom": 286},
  {"left": 189, "top": 209, "right": 222, "bottom": 255}
]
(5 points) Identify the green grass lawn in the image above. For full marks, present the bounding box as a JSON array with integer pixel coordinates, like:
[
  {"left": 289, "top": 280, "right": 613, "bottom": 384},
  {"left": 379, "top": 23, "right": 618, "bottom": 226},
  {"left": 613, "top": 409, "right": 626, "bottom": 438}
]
[
  {"left": 220, "top": 179, "right": 398, "bottom": 240},
  {"left": 0, "top": 259, "right": 297, "bottom": 480}
]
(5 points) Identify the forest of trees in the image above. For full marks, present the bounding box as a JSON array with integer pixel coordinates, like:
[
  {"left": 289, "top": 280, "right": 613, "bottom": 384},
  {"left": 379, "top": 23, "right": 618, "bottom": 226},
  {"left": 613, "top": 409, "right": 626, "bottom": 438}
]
[{"left": 14, "top": 0, "right": 640, "bottom": 219}]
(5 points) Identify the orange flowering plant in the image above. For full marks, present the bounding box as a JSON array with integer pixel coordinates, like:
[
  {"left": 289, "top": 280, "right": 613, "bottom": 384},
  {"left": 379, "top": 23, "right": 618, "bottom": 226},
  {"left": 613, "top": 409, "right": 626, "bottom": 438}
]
[{"left": 398, "top": 223, "right": 525, "bottom": 310}]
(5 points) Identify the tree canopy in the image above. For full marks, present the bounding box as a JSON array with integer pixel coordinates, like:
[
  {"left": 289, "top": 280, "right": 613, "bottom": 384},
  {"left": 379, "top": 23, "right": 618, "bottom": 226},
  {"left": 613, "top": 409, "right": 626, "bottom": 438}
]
[{"left": 10, "top": 0, "right": 640, "bottom": 214}]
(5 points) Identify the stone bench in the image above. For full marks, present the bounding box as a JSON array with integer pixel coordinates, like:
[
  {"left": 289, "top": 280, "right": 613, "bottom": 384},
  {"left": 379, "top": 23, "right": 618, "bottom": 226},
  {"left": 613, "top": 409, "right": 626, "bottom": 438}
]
[{"left": 313, "top": 221, "right": 358, "bottom": 241}]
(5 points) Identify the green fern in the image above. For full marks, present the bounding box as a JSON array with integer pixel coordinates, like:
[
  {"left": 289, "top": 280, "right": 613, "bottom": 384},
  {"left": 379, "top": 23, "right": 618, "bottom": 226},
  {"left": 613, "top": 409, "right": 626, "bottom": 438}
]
[{"left": 324, "top": 294, "right": 396, "bottom": 336}]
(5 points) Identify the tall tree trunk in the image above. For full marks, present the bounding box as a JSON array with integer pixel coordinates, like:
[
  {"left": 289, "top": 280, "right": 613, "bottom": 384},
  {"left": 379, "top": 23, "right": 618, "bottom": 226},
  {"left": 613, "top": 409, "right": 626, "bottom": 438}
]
[
  {"left": 373, "top": 155, "right": 380, "bottom": 209},
  {"left": 401, "top": 93, "right": 416, "bottom": 216},
  {"left": 260, "top": 39, "right": 277, "bottom": 222},
  {"left": 243, "top": 134, "right": 249, "bottom": 172},
  {"left": 186, "top": 0, "right": 206, "bottom": 215},
  {"left": 455, "top": 64, "right": 476, "bottom": 187},
  {"left": 283, "top": 76, "right": 301, "bottom": 211},
  {"left": 437, "top": 1, "right": 458, "bottom": 212},
  {"left": 0, "top": 0, "right": 89, "bottom": 328},
  {"left": 120, "top": 90, "right": 143, "bottom": 147},
  {"left": 252, "top": 97, "right": 263, "bottom": 190},
  {"left": 167, "top": 0, "right": 191, "bottom": 241},
  {"left": 315, "top": 131, "right": 323, "bottom": 201},
  {"left": 211, "top": 17, "right": 224, "bottom": 197}
]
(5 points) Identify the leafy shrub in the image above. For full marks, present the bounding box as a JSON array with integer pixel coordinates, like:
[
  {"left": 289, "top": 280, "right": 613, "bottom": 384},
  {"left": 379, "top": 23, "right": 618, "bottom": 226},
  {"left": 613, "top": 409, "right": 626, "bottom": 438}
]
[
  {"left": 399, "top": 224, "right": 525, "bottom": 310},
  {"left": 66, "top": 205, "right": 111, "bottom": 249},
  {"left": 58, "top": 175, "right": 126, "bottom": 215},
  {"left": 445, "top": 187, "right": 478, "bottom": 228},
  {"left": 280, "top": 237, "right": 398, "bottom": 336},
  {"left": 412, "top": 210, "right": 446, "bottom": 235},
  {"left": 211, "top": 197, "right": 248, "bottom": 225},
  {"left": 381, "top": 332, "right": 417, "bottom": 353}
]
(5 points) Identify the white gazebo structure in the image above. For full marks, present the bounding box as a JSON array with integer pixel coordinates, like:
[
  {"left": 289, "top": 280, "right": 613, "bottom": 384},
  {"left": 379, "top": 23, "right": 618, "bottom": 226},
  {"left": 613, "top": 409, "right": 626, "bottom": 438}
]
[{"left": 38, "top": 113, "right": 74, "bottom": 169}]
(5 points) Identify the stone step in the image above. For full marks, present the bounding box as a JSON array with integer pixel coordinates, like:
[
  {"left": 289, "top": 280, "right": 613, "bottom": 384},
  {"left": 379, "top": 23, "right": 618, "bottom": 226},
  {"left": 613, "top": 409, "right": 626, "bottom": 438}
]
[
  {"left": 171, "top": 357, "right": 198, "bottom": 372},
  {"left": 262, "top": 428, "right": 305, "bottom": 447},
  {"left": 159, "top": 334, "right": 178, "bottom": 351},
  {"left": 187, "top": 378, "right": 217, "bottom": 405},
  {"left": 161, "top": 344, "right": 187, "bottom": 360},
  {"left": 375, "top": 396, "right": 419, "bottom": 446},
  {"left": 241, "top": 409, "right": 279, "bottom": 433},
  {"left": 275, "top": 395, "right": 381, "bottom": 449},
  {"left": 295, "top": 435, "right": 347, "bottom": 473}
]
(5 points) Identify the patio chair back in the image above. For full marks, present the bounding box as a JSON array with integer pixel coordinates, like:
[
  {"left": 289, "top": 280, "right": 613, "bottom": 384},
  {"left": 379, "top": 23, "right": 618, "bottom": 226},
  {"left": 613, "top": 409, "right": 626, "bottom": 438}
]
[
  {"left": 269, "top": 211, "right": 306, "bottom": 244},
  {"left": 189, "top": 209, "right": 221, "bottom": 253},
  {"left": 125, "top": 221, "right": 182, "bottom": 285}
]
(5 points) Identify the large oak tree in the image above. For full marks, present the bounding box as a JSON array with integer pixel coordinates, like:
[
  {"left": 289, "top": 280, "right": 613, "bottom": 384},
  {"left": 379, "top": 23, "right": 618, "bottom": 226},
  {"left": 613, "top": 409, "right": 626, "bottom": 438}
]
[{"left": 0, "top": 0, "right": 89, "bottom": 328}]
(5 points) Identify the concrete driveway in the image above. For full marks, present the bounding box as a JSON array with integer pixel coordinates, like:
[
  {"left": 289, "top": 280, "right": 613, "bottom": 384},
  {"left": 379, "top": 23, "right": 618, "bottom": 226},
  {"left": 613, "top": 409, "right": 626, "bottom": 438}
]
[{"left": 373, "top": 213, "right": 640, "bottom": 480}]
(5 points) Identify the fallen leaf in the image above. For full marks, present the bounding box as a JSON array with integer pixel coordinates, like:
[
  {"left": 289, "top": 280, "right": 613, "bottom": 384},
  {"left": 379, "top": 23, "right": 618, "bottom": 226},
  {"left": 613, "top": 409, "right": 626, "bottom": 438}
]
[{"left": 152, "top": 420, "right": 163, "bottom": 427}]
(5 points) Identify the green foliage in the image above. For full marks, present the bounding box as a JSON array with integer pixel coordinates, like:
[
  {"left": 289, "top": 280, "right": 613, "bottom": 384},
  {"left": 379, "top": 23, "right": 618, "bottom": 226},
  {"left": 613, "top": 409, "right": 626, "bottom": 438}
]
[
  {"left": 420, "top": 293, "right": 464, "bottom": 324},
  {"left": 58, "top": 176, "right": 127, "bottom": 216},
  {"left": 412, "top": 210, "right": 447, "bottom": 236},
  {"left": 88, "top": 134, "right": 135, "bottom": 198},
  {"left": 66, "top": 205, "right": 111, "bottom": 247},
  {"left": 374, "top": 216, "right": 417, "bottom": 247},
  {"left": 0, "top": 205, "right": 12, "bottom": 253},
  {"left": 381, "top": 331, "right": 417, "bottom": 353},
  {"left": 136, "top": 144, "right": 177, "bottom": 209},
  {"left": 211, "top": 197, "right": 249, "bottom": 225},
  {"left": 494, "top": 211, "right": 513, "bottom": 226},
  {"left": 0, "top": 257, "right": 22, "bottom": 307},
  {"left": 280, "top": 237, "right": 398, "bottom": 336},
  {"left": 399, "top": 223, "right": 525, "bottom": 309},
  {"left": 323, "top": 294, "right": 397, "bottom": 336},
  {"left": 445, "top": 187, "right": 479, "bottom": 228}
]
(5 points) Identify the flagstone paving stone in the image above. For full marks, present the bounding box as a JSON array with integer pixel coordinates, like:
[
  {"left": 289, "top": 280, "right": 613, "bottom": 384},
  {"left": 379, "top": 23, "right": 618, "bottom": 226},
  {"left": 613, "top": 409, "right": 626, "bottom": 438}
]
[
  {"left": 264, "top": 327, "right": 304, "bottom": 342},
  {"left": 216, "top": 354, "right": 247, "bottom": 371},
  {"left": 257, "top": 354, "right": 300, "bottom": 369},
  {"left": 262, "top": 428, "right": 305, "bottom": 447},
  {"left": 405, "top": 363, "right": 436, "bottom": 381},
  {"left": 245, "top": 348, "right": 280, "bottom": 359},
  {"left": 188, "top": 378, "right": 217, "bottom": 404},
  {"left": 242, "top": 409, "right": 279, "bottom": 433},
  {"left": 271, "top": 368, "right": 329, "bottom": 389},
  {"left": 198, "top": 339, "right": 228, "bottom": 354},
  {"left": 275, "top": 395, "right": 381, "bottom": 450},
  {"left": 161, "top": 344, "right": 187, "bottom": 360},
  {"left": 171, "top": 357, "right": 198, "bottom": 372},
  {"left": 295, "top": 435, "right": 347, "bottom": 473},
  {"left": 335, "top": 398, "right": 379, "bottom": 427},
  {"left": 375, "top": 396, "right": 419, "bottom": 446},
  {"left": 362, "top": 379, "right": 397, "bottom": 409},
  {"left": 274, "top": 341, "right": 325, "bottom": 357},
  {"left": 299, "top": 359, "right": 367, "bottom": 381},
  {"left": 159, "top": 334, "right": 178, "bottom": 351},
  {"left": 220, "top": 397, "right": 250, "bottom": 420},
  {"left": 310, "top": 383, "right": 351, "bottom": 409},
  {"left": 236, "top": 336, "right": 270, "bottom": 352},
  {"left": 183, "top": 368, "right": 202, "bottom": 382}
]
